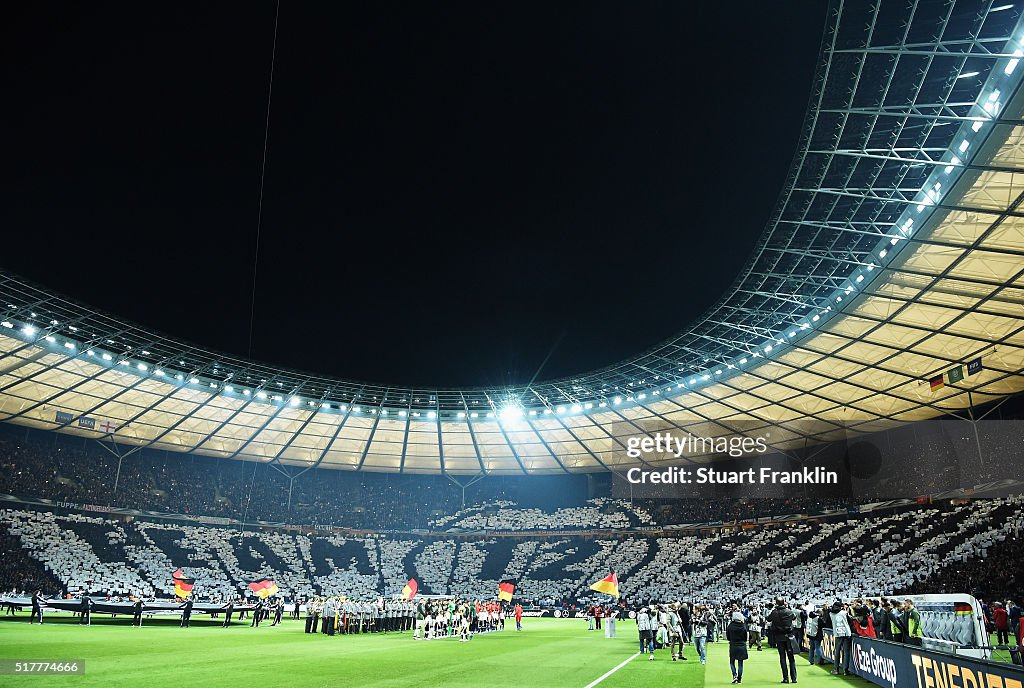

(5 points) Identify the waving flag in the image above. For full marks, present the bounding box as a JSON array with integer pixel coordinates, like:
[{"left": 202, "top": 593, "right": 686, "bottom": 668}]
[
  {"left": 174, "top": 577, "right": 195, "bottom": 598},
  {"left": 401, "top": 578, "right": 418, "bottom": 599},
  {"left": 172, "top": 568, "right": 184, "bottom": 580},
  {"left": 590, "top": 572, "right": 619, "bottom": 598},
  {"left": 498, "top": 581, "right": 515, "bottom": 602},
  {"left": 248, "top": 580, "right": 279, "bottom": 599}
]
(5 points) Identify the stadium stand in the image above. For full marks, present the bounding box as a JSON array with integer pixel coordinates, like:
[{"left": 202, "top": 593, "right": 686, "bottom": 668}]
[{"left": 2, "top": 495, "right": 1022, "bottom": 607}]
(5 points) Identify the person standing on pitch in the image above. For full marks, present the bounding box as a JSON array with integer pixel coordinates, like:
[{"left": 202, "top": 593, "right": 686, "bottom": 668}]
[
  {"left": 515, "top": 602, "right": 523, "bottom": 632},
  {"left": 222, "top": 599, "right": 234, "bottom": 627},
  {"left": 181, "top": 597, "right": 193, "bottom": 628},
  {"left": 132, "top": 597, "right": 144, "bottom": 627},
  {"left": 767, "top": 597, "right": 797, "bottom": 684},
  {"left": 829, "top": 600, "right": 853, "bottom": 676},
  {"left": 31, "top": 590, "right": 44, "bottom": 625},
  {"left": 273, "top": 598, "right": 284, "bottom": 626},
  {"left": 638, "top": 607, "right": 655, "bottom": 660},
  {"left": 668, "top": 604, "right": 686, "bottom": 660},
  {"left": 727, "top": 611, "right": 749, "bottom": 684},
  {"left": 693, "top": 605, "right": 711, "bottom": 665},
  {"left": 79, "top": 595, "right": 92, "bottom": 625}
]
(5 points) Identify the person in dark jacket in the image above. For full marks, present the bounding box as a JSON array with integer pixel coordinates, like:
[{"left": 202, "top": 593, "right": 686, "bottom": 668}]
[
  {"left": 180, "top": 598, "right": 193, "bottom": 628},
  {"left": 767, "top": 597, "right": 798, "bottom": 683},
  {"left": 727, "top": 611, "right": 749, "bottom": 683}
]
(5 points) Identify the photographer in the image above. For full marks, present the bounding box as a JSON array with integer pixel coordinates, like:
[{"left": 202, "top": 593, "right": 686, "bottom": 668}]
[
  {"left": 805, "top": 607, "right": 822, "bottom": 666},
  {"left": 747, "top": 604, "right": 764, "bottom": 651},
  {"left": 767, "top": 597, "right": 798, "bottom": 684},
  {"left": 829, "top": 600, "right": 853, "bottom": 676}
]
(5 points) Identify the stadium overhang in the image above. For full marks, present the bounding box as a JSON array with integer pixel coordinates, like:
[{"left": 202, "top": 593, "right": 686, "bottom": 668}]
[{"left": 1, "top": 0, "right": 1023, "bottom": 474}]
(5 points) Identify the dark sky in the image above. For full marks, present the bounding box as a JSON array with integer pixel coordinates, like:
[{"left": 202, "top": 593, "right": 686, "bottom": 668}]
[{"left": 2, "top": 2, "right": 826, "bottom": 388}]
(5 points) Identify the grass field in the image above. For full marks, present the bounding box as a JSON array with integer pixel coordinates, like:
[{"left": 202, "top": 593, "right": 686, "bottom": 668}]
[{"left": 0, "top": 612, "right": 863, "bottom": 688}]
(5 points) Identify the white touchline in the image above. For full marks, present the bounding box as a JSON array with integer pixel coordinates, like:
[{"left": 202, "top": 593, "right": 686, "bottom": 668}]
[{"left": 583, "top": 652, "right": 641, "bottom": 688}]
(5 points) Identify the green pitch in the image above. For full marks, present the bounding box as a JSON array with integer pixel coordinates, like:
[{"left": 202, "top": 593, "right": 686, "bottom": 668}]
[{"left": 0, "top": 613, "right": 860, "bottom": 688}]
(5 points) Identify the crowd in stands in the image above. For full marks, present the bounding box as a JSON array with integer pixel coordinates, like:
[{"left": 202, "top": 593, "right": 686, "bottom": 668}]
[{"left": 2, "top": 495, "right": 1022, "bottom": 609}]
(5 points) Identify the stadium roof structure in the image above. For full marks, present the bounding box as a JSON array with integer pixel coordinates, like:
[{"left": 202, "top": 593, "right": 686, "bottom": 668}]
[{"left": 2, "top": 0, "right": 1024, "bottom": 475}]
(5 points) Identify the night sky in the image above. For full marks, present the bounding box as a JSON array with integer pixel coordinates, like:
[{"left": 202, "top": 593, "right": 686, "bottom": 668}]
[{"left": 2, "top": 2, "right": 826, "bottom": 388}]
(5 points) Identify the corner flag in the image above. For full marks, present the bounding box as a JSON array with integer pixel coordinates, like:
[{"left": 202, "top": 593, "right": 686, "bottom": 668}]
[{"left": 590, "top": 572, "right": 619, "bottom": 598}]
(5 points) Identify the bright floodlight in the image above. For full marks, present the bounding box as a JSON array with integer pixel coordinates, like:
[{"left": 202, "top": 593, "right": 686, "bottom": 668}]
[{"left": 499, "top": 404, "right": 523, "bottom": 422}]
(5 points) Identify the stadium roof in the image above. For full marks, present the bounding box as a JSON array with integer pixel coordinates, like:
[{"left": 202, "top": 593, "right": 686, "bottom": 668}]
[{"left": 1, "top": 0, "right": 1023, "bottom": 475}]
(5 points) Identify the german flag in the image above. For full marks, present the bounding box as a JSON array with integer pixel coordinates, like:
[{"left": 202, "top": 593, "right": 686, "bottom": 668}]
[
  {"left": 401, "top": 578, "right": 418, "bottom": 599},
  {"left": 954, "top": 602, "right": 973, "bottom": 616},
  {"left": 498, "top": 581, "right": 515, "bottom": 602},
  {"left": 929, "top": 375, "right": 945, "bottom": 391},
  {"left": 174, "top": 577, "right": 195, "bottom": 599},
  {"left": 248, "top": 580, "right": 279, "bottom": 599},
  {"left": 172, "top": 567, "right": 185, "bottom": 580},
  {"left": 590, "top": 571, "right": 619, "bottom": 598}
]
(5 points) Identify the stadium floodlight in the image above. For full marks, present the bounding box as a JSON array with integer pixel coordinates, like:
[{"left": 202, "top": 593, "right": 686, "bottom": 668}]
[
  {"left": 486, "top": 411, "right": 494, "bottom": 418},
  {"left": 398, "top": 410, "right": 407, "bottom": 417},
  {"left": 353, "top": 406, "right": 361, "bottom": 413},
  {"left": 136, "top": 363, "right": 147, "bottom": 371},
  {"left": 556, "top": 405, "right": 566, "bottom": 413},
  {"left": 64, "top": 341, "right": 75, "bottom": 350},
  {"left": 209, "top": 382, "right": 218, "bottom": 389},
  {"left": 224, "top": 385, "right": 233, "bottom": 392},
  {"left": 957, "top": 71, "right": 980, "bottom": 79},
  {"left": 470, "top": 412, "right": 478, "bottom": 418},
  {"left": 856, "top": 274, "right": 864, "bottom": 283},
  {"left": 714, "top": 370, "right": 722, "bottom": 375},
  {"left": 739, "top": 358, "right": 747, "bottom": 364},
  {"left": 529, "top": 409, "right": 538, "bottom": 415},
  {"left": 256, "top": 391, "right": 267, "bottom": 399},
  {"left": 543, "top": 408, "right": 552, "bottom": 414},
  {"left": 972, "top": 121, "right": 983, "bottom": 132},
  {"left": 570, "top": 404, "right": 582, "bottom": 413},
  {"left": 288, "top": 397, "right": 299, "bottom": 406},
  {"left": 959, "top": 139, "right": 970, "bottom": 152},
  {"left": 598, "top": 401, "right": 607, "bottom": 408},
  {"left": 456, "top": 411, "right": 465, "bottom": 418},
  {"left": 320, "top": 402, "right": 330, "bottom": 409},
  {"left": 272, "top": 395, "right": 282, "bottom": 402},
  {"left": 242, "top": 389, "right": 251, "bottom": 396},
  {"left": 992, "top": 3, "right": 1014, "bottom": 10},
  {"left": 0, "top": 321, "right": 12, "bottom": 328},
  {"left": 22, "top": 325, "right": 37, "bottom": 336},
  {"left": 44, "top": 335, "right": 56, "bottom": 343},
  {"left": 186, "top": 376, "right": 197, "bottom": 384},
  {"left": 427, "top": 410, "right": 436, "bottom": 419},
  {"left": 175, "top": 373, "right": 184, "bottom": 381},
  {"left": 499, "top": 404, "right": 523, "bottom": 422}
]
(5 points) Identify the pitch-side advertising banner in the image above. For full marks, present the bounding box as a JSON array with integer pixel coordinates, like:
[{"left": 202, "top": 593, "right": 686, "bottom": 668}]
[{"left": 821, "top": 630, "right": 1024, "bottom": 688}]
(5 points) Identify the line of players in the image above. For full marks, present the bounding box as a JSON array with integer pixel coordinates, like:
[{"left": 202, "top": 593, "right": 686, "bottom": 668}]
[
  {"left": 304, "top": 597, "right": 417, "bottom": 635},
  {"left": 414, "top": 599, "right": 505, "bottom": 641}
]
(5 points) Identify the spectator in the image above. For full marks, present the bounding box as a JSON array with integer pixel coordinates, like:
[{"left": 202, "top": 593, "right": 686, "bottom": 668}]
[
  {"left": 727, "top": 610, "right": 749, "bottom": 684},
  {"left": 767, "top": 597, "right": 797, "bottom": 684}
]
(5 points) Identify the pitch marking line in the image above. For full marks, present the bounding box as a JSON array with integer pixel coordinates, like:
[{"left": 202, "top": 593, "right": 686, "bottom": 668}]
[{"left": 583, "top": 651, "right": 641, "bottom": 688}]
